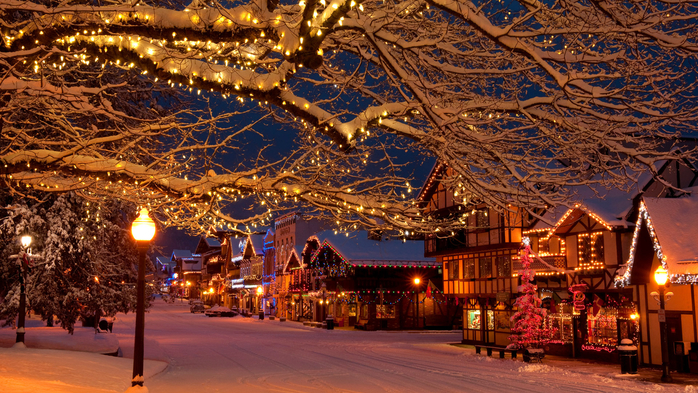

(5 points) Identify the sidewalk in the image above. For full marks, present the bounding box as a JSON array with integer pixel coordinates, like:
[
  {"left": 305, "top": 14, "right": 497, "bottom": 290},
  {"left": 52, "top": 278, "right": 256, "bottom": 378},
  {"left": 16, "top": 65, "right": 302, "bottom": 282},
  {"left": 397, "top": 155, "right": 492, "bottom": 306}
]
[{"left": 453, "top": 343, "right": 698, "bottom": 387}]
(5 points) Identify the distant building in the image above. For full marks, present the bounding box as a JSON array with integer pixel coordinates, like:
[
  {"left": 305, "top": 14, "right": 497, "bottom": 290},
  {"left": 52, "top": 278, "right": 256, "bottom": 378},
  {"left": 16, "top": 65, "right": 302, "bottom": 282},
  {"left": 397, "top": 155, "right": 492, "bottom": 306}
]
[
  {"left": 196, "top": 236, "right": 223, "bottom": 305},
  {"left": 273, "top": 213, "right": 327, "bottom": 318},
  {"left": 285, "top": 230, "right": 450, "bottom": 330},
  {"left": 155, "top": 256, "right": 176, "bottom": 276},
  {"left": 171, "top": 249, "right": 201, "bottom": 299}
]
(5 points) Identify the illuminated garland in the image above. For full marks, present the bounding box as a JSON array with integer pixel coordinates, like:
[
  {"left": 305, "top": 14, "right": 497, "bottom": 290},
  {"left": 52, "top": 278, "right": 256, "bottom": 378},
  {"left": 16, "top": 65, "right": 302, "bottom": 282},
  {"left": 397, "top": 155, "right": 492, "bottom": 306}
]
[
  {"left": 581, "top": 344, "right": 616, "bottom": 353},
  {"left": 615, "top": 201, "right": 667, "bottom": 288},
  {"left": 531, "top": 205, "right": 614, "bottom": 242}
]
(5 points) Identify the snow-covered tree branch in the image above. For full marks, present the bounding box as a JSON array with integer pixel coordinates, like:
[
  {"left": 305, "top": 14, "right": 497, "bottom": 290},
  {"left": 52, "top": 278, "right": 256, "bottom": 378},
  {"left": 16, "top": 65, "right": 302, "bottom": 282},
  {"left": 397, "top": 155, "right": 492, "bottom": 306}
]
[{"left": 1, "top": 0, "right": 697, "bottom": 234}]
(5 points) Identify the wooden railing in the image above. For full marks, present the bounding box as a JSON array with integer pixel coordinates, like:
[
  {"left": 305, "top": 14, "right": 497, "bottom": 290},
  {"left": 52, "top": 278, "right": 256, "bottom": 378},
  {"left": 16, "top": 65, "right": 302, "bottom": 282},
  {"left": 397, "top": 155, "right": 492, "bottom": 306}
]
[{"left": 513, "top": 255, "right": 567, "bottom": 272}]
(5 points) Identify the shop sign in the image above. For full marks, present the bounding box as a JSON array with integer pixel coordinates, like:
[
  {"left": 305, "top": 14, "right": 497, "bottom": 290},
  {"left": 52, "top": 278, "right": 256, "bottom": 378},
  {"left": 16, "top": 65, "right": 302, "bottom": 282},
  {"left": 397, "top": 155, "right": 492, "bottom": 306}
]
[{"left": 496, "top": 292, "right": 510, "bottom": 303}]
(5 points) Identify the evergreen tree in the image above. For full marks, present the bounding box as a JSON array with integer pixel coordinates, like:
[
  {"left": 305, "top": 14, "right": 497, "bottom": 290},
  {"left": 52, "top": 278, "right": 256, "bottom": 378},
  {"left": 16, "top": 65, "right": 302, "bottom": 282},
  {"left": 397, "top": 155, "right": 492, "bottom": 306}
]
[
  {"left": 509, "top": 239, "right": 555, "bottom": 349},
  {"left": 1, "top": 192, "right": 151, "bottom": 333}
]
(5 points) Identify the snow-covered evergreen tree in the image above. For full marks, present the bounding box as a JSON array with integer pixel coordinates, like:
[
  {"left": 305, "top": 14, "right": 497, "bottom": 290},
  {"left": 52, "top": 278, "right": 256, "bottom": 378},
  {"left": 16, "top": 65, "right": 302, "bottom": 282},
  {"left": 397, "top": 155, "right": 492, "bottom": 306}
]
[
  {"left": 1, "top": 192, "right": 150, "bottom": 332},
  {"left": 508, "top": 239, "right": 555, "bottom": 349},
  {"left": 0, "top": 202, "right": 46, "bottom": 327}
]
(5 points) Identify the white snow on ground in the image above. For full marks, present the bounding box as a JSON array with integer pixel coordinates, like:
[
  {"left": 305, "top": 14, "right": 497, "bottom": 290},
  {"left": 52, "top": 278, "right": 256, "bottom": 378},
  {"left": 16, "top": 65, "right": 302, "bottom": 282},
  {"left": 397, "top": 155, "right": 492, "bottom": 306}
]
[
  {"left": 0, "top": 300, "right": 692, "bottom": 392},
  {"left": 0, "top": 318, "right": 119, "bottom": 354},
  {"left": 0, "top": 346, "right": 165, "bottom": 393}
]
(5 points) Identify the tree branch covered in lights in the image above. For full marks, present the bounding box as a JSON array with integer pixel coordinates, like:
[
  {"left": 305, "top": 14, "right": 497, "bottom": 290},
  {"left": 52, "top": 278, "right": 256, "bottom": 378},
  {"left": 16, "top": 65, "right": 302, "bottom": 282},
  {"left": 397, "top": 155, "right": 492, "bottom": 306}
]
[{"left": 1, "top": 0, "right": 697, "bottom": 234}]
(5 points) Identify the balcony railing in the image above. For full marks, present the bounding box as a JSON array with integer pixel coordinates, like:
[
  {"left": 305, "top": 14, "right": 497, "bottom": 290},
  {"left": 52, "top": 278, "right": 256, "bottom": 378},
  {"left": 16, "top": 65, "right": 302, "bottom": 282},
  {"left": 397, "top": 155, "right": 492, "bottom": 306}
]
[
  {"left": 513, "top": 254, "right": 567, "bottom": 272},
  {"left": 424, "top": 233, "right": 467, "bottom": 256}
]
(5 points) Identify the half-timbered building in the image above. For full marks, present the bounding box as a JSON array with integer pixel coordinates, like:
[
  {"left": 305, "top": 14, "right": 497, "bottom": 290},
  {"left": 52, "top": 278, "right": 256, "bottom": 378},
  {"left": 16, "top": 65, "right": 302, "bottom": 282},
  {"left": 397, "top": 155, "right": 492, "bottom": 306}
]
[
  {"left": 615, "top": 194, "right": 698, "bottom": 371},
  {"left": 419, "top": 158, "right": 698, "bottom": 361},
  {"left": 286, "top": 230, "right": 450, "bottom": 330}
]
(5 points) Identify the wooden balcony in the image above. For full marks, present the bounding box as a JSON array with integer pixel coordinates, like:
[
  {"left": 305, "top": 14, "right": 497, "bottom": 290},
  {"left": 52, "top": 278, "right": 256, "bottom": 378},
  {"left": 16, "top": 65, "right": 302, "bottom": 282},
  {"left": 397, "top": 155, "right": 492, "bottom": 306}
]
[{"left": 513, "top": 254, "right": 567, "bottom": 272}]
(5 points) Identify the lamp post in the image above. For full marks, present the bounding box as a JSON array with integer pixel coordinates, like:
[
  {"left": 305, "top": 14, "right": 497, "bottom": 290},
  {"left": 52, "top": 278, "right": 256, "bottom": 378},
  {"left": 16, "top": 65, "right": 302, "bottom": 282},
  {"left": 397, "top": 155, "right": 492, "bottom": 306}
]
[
  {"left": 413, "top": 277, "right": 421, "bottom": 329},
  {"left": 256, "top": 285, "right": 264, "bottom": 319},
  {"left": 320, "top": 282, "right": 327, "bottom": 321},
  {"left": 130, "top": 208, "right": 156, "bottom": 388},
  {"left": 16, "top": 234, "right": 32, "bottom": 345},
  {"left": 654, "top": 265, "right": 672, "bottom": 383}
]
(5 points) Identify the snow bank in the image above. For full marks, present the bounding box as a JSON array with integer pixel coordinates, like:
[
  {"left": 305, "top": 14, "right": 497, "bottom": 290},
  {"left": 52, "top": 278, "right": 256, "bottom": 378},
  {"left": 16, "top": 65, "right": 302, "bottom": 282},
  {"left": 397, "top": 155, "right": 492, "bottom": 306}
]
[
  {"left": 0, "top": 325, "right": 119, "bottom": 354},
  {"left": 207, "top": 305, "right": 231, "bottom": 312},
  {"left": 125, "top": 386, "right": 149, "bottom": 393},
  {"left": 0, "top": 346, "right": 166, "bottom": 393},
  {"left": 519, "top": 363, "right": 556, "bottom": 373}
]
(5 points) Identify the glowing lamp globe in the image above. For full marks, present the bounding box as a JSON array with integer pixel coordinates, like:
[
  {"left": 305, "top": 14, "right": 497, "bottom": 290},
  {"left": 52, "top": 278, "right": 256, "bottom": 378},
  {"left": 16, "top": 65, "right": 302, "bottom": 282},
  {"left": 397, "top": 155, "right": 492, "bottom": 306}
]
[
  {"left": 414, "top": 278, "right": 421, "bottom": 285},
  {"left": 256, "top": 286, "right": 263, "bottom": 295},
  {"left": 654, "top": 266, "right": 669, "bottom": 286},
  {"left": 20, "top": 235, "right": 32, "bottom": 248},
  {"left": 131, "top": 208, "right": 156, "bottom": 242}
]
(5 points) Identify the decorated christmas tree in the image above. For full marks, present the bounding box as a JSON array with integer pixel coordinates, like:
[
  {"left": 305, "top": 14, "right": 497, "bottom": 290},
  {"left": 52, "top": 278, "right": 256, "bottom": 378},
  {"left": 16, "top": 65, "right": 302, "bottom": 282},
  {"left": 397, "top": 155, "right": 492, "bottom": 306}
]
[{"left": 509, "top": 238, "right": 556, "bottom": 350}]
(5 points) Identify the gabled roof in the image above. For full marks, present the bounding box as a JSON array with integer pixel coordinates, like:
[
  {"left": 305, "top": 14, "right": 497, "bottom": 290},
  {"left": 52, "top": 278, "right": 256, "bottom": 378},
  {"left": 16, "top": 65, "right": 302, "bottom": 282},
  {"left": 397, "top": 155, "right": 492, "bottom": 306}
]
[
  {"left": 194, "top": 236, "right": 221, "bottom": 254},
  {"left": 249, "top": 234, "right": 265, "bottom": 256},
  {"left": 205, "top": 237, "right": 221, "bottom": 247},
  {"left": 283, "top": 245, "right": 307, "bottom": 273},
  {"left": 616, "top": 189, "right": 698, "bottom": 287},
  {"left": 312, "top": 230, "right": 435, "bottom": 263},
  {"left": 263, "top": 228, "right": 275, "bottom": 248},
  {"left": 232, "top": 233, "right": 267, "bottom": 259},
  {"left": 644, "top": 197, "right": 698, "bottom": 272},
  {"left": 156, "top": 256, "right": 172, "bottom": 265},
  {"left": 416, "top": 161, "right": 443, "bottom": 203},
  {"left": 171, "top": 249, "right": 193, "bottom": 260}
]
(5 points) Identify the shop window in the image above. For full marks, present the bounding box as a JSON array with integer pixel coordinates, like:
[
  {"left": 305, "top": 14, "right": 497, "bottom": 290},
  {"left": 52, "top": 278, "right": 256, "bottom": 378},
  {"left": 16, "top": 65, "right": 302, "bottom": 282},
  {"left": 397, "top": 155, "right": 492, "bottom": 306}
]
[
  {"left": 361, "top": 304, "right": 369, "bottom": 319},
  {"left": 547, "top": 313, "right": 574, "bottom": 343},
  {"left": 587, "top": 308, "right": 618, "bottom": 346},
  {"left": 466, "top": 309, "right": 494, "bottom": 330},
  {"left": 494, "top": 311, "right": 511, "bottom": 330},
  {"left": 496, "top": 256, "right": 511, "bottom": 277},
  {"left": 348, "top": 303, "right": 357, "bottom": 317},
  {"left": 479, "top": 257, "right": 492, "bottom": 278},
  {"left": 376, "top": 305, "right": 395, "bottom": 319},
  {"left": 464, "top": 259, "right": 476, "bottom": 279},
  {"left": 449, "top": 257, "right": 460, "bottom": 280},
  {"left": 476, "top": 209, "right": 489, "bottom": 229}
]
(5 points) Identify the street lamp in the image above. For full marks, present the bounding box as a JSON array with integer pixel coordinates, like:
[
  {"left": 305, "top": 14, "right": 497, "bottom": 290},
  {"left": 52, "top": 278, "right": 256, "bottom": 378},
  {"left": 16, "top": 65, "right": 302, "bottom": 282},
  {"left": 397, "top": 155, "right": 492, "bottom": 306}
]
[
  {"left": 320, "top": 282, "right": 327, "bottom": 321},
  {"left": 130, "top": 208, "right": 156, "bottom": 388},
  {"left": 413, "top": 277, "right": 421, "bottom": 329},
  {"left": 653, "top": 265, "right": 672, "bottom": 383},
  {"left": 16, "top": 234, "right": 31, "bottom": 345}
]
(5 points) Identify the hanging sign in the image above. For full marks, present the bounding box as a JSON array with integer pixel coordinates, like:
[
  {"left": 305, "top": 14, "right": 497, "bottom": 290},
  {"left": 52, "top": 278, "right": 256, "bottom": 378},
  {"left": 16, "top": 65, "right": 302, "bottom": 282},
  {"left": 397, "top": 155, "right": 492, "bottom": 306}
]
[{"left": 496, "top": 292, "right": 510, "bottom": 303}]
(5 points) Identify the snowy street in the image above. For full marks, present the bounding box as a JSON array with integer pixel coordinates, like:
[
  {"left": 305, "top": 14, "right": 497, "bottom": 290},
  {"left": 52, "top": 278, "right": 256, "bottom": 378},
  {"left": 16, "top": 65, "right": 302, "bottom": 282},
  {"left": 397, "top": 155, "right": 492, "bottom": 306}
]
[
  {"left": 110, "top": 300, "right": 690, "bottom": 392},
  {"left": 1, "top": 299, "right": 693, "bottom": 392}
]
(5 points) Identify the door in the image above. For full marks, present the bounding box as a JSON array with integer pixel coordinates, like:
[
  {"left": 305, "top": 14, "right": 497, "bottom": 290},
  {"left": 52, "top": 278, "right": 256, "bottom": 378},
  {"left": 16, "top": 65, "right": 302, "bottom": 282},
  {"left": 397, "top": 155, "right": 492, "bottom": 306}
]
[{"left": 666, "top": 315, "right": 683, "bottom": 371}]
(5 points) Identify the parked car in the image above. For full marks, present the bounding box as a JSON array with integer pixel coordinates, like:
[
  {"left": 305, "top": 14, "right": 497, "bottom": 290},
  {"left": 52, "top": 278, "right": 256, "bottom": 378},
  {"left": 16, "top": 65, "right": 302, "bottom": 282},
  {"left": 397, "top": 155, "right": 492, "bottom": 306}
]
[{"left": 190, "top": 301, "right": 205, "bottom": 313}]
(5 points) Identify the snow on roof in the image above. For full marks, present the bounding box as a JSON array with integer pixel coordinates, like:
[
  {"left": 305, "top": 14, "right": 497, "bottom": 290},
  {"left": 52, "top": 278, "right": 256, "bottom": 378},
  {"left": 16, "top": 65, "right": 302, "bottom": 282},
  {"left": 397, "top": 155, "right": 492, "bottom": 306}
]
[
  {"left": 643, "top": 195, "right": 698, "bottom": 275},
  {"left": 289, "top": 245, "right": 305, "bottom": 262},
  {"left": 205, "top": 237, "right": 221, "bottom": 247},
  {"left": 531, "top": 183, "right": 640, "bottom": 232},
  {"left": 156, "top": 257, "right": 173, "bottom": 266},
  {"left": 232, "top": 233, "right": 267, "bottom": 258},
  {"left": 249, "top": 234, "right": 266, "bottom": 256},
  {"left": 314, "top": 230, "right": 435, "bottom": 263},
  {"left": 171, "top": 249, "right": 193, "bottom": 259}
]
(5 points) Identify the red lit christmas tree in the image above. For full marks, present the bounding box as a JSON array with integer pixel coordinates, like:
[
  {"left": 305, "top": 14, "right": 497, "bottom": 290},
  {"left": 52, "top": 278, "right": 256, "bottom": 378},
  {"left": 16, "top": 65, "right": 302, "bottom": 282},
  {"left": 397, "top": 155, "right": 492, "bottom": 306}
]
[{"left": 508, "top": 238, "right": 556, "bottom": 350}]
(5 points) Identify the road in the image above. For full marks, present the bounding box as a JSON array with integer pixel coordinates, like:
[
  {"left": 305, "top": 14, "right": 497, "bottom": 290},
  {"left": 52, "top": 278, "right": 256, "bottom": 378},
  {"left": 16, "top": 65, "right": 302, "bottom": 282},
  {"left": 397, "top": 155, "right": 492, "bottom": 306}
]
[{"left": 113, "top": 299, "right": 675, "bottom": 393}]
